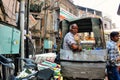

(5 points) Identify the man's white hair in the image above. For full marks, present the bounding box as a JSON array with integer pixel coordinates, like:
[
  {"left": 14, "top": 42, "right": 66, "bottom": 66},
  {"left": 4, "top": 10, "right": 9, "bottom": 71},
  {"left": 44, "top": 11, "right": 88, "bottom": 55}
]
[{"left": 69, "top": 23, "right": 78, "bottom": 30}]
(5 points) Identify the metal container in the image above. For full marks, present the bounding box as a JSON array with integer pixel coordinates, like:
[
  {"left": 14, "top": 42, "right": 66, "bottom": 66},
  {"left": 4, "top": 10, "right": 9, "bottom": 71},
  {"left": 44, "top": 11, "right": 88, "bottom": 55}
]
[
  {"left": 0, "top": 22, "right": 20, "bottom": 54},
  {"left": 60, "top": 49, "right": 107, "bottom": 80}
]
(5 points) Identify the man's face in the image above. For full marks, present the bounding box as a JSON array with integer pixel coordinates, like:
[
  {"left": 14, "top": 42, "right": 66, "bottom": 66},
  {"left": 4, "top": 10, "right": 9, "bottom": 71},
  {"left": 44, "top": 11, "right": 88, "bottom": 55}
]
[
  {"left": 71, "top": 25, "right": 78, "bottom": 35},
  {"left": 112, "top": 35, "right": 119, "bottom": 42}
]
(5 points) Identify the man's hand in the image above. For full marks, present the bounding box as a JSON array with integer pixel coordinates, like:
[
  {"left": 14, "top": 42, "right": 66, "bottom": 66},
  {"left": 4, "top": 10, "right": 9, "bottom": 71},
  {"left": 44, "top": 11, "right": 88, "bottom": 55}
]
[
  {"left": 74, "top": 34, "right": 81, "bottom": 44},
  {"left": 74, "top": 34, "right": 79, "bottom": 41},
  {"left": 116, "top": 57, "right": 120, "bottom": 62},
  {"left": 71, "top": 44, "right": 82, "bottom": 51},
  {"left": 78, "top": 46, "right": 82, "bottom": 51}
]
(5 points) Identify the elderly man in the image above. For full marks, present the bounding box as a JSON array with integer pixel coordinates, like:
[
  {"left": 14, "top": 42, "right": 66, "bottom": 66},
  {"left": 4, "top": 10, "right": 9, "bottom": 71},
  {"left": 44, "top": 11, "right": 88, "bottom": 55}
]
[{"left": 63, "top": 23, "right": 82, "bottom": 52}]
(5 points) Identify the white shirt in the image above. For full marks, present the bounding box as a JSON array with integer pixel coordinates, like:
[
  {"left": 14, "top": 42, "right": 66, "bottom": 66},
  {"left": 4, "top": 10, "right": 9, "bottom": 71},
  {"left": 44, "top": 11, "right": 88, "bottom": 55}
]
[{"left": 63, "top": 32, "right": 77, "bottom": 50}]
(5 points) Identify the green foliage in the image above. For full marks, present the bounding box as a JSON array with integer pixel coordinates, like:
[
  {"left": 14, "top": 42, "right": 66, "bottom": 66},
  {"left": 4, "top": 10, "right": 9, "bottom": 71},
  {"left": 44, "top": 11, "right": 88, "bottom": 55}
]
[{"left": 30, "top": 2, "right": 43, "bottom": 12}]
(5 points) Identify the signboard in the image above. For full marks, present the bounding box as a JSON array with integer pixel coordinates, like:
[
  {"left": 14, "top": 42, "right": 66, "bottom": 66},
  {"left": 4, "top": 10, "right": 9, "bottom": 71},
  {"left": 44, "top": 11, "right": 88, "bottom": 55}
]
[
  {"left": 44, "top": 39, "right": 52, "bottom": 49},
  {"left": 60, "top": 8, "right": 77, "bottom": 20}
]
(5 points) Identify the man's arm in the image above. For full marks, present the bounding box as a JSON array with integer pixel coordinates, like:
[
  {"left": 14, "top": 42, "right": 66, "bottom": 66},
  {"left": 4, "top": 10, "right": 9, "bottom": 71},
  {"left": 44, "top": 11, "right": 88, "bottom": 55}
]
[{"left": 71, "top": 43, "right": 82, "bottom": 51}]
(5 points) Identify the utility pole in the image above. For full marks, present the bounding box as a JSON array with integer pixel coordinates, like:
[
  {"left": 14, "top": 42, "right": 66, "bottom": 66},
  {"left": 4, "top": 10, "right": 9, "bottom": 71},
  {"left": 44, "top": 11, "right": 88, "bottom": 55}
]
[
  {"left": 20, "top": 0, "right": 25, "bottom": 69},
  {"left": 43, "top": 0, "right": 47, "bottom": 53},
  {"left": 25, "top": 0, "right": 30, "bottom": 58}
]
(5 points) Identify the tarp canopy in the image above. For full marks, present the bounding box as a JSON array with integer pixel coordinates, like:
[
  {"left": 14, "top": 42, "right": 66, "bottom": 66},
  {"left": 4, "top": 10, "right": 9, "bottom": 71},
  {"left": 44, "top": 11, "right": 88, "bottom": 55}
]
[{"left": 63, "top": 17, "right": 102, "bottom": 32}]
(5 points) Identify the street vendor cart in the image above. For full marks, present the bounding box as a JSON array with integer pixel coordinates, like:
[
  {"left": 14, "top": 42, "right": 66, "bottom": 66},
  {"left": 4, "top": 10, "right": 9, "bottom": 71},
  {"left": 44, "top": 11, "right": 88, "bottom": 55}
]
[{"left": 59, "top": 17, "right": 107, "bottom": 80}]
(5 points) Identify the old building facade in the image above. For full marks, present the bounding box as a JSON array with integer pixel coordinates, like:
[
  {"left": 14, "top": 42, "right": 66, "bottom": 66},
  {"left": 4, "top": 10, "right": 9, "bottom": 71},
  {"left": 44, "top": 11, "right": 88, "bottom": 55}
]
[
  {"left": 59, "top": 0, "right": 78, "bottom": 20},
  {"left": 29, "top": 0, "right": 60, "bottom": 54},
  {"left": 77, "top": 6, "right": 102, "bottom": 18},
  {"left": 0, "top": 0, "right": 19, "bottom": 26}
]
